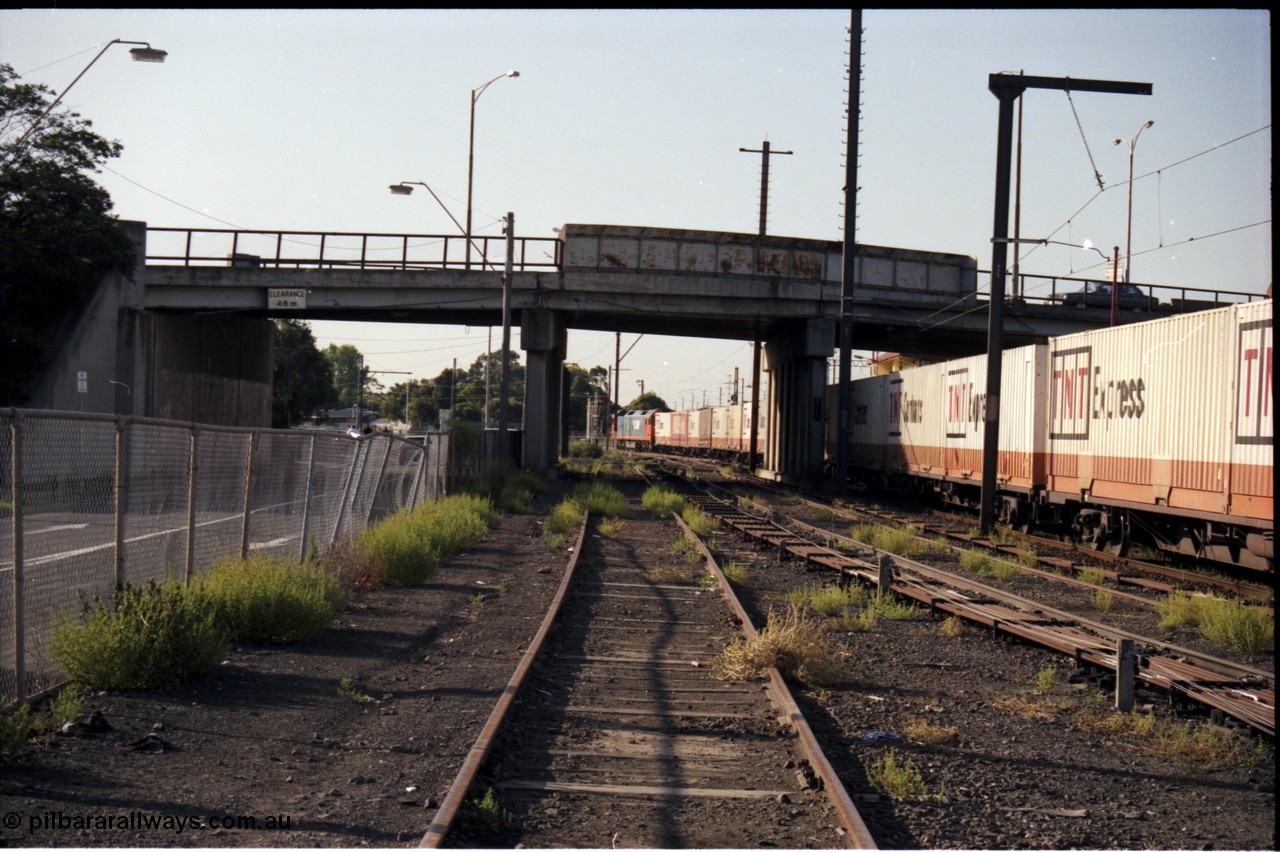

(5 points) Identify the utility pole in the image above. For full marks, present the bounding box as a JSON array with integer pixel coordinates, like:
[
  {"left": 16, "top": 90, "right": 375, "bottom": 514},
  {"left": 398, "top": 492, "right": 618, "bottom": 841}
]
[
  {"left": 835, "top": 9, "right": 862, "bottom": 494},
  {"left": 739, "top": 139, "right": 793, "bottom": 237},
  {"left": 740, "top": 139, "right": 790, "bottom": 474}
]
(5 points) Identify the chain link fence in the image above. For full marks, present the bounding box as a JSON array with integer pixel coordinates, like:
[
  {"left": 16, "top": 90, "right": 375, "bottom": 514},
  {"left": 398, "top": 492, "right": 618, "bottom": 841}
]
[{"left": 1, "top": 409, "right": 470, "bottom": 703}]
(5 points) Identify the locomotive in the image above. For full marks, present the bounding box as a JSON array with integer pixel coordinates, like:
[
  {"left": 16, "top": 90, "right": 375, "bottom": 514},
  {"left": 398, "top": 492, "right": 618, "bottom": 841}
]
[{"left": 615, "top": 299, "right": 1273, "bottom": 572}]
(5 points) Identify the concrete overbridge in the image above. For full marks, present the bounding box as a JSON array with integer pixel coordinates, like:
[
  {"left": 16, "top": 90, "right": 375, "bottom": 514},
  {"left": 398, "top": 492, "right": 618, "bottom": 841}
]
[{"left": 42, "top": 220, "right": 1236, "bottom": 484}]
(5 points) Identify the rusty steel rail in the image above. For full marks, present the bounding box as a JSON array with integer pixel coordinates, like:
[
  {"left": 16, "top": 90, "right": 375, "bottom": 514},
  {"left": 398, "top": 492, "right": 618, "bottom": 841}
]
[
  {"left": 669, "top": 474, "right": 1275, "bottom": 737},
  {"left": 419, "top": 509, "right": 589, "bottom": 848},
  {"left": 672, "top": 508, "right": 878, "bottom": 849}
]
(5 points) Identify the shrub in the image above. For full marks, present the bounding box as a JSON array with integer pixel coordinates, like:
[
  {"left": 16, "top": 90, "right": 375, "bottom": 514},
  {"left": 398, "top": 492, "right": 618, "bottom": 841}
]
[
  {"left": 571, "top": 480, "right": 632, "bottom": 518},
  {"left": 597, "top": 518, "right": 625, "bottom": 538},
  {"left": 47, "top": 684, "right": 86, "bottom": 729},
  {"left": 567, "top": 440, "right": 604, "bottom": 458},
  {"left": 49, "top": 579, "right": 228, "bottom": 690},
  {"left": 1077, "top": 567, "right": 1108, "bottom": 586},
  {"left": 337, "top": 677, "right": 373, "bottom": 704},
  {"left": 470, "top": 787, "right": 510, "bottom": 826},
  {"left": 959, "top": 550, "right": 993, "bottom": 575},
  {"left": 719, "top": 561, "right": 751, "bottom": 588},
  {"left": 1091, "top": 587, "right": 1114, "bottom": 613},
  {"left": 1, "top": 703, "right": 32, "bottom": 759},
  {"left": 641, "top": 484, "right": 685, "bottom": 518},
  {"left": 1197, "top": 597, "right": 1274, "bottom": 653},
  {"left": 479, "top": 465, "right": 545, "bottom": 513},
  {"left": 544, "top": 499, "right": 585, "bottom": 537},
  {"left": 866, "top": 749, "right": 926, "bottom": 798},
  {"left": 1035, "top": 665, "right": 1059, "bottom": 694},
  {"left": 201, "top": 554, "right": 344, "bottom": 643},
  {"left": 939, "top": 615, "right": 965, "bottom": 638},
  {"left": 867, "top": 590, "right": 919, "bottom": 621},
  {"left": 355, "top": 495, "right": 498, "bottom": 586},
  {"left": 786, "top": 582, "right": 864, "bottom": 616},
  {"left": 682, "top": 504, "right": 718, "bottom": 537},
  {"left": 1154, "top": 592, "right": 1272, "bottom": 652},
  {"left": 988, "top": 559, "right": 1023, "bottom": 582},
  {"left": 852, "top": 523, "right": 926, "bottom": 557},
  {"left": 841, "top": 608, "right": 877, "bottom": 632},
  {"left": 1156, "top": 591, "right": 1201, "bottom": 631}
]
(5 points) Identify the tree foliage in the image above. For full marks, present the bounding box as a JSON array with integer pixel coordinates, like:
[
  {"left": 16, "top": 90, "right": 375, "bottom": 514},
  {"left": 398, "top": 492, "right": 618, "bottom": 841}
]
[
  {"left": 624, "top": 390, "right": 669, "bottom": 412},
  {"left": 566, "top": 363, "right": 610, "bottom": 437},
  {"left": 322, "top": 343, "right": 367, "bottom": 409},
  {"left": 0, "top": 63, "right": 135, "bottom": 405},
  {"left": 272, "top": 320, "right": 336, "bottom": 427}
]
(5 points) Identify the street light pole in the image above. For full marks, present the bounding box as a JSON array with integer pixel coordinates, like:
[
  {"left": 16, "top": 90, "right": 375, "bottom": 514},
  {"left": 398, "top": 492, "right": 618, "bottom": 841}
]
[
  {"left": 1114, "top": 120, "right": 1153, "bottom": 285},
  {"left": 466, "top": 70, "right": 519, "bottom": 271},
  {"left": 6, "top": 38, "right": 167, "bottom": 165}
]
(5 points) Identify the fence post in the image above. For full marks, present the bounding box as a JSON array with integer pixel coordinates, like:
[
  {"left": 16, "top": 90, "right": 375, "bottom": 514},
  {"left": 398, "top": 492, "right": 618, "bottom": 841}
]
[
  {"left": 365, "top": 437, "right": 394, "bottom": 527},
  {"left": 1115, "top": 638, "right": 1135, "bottom": 712},
  {"left": 114, "top": 416, "right": 128, "bottom": 589},
  {"left": 185, "top": 424, "right": 200, "bottom": 584},
  {"left": 298, "top": 433, "right": 318, "bottom": 564},
  {"left": 239, "top": 432, "right": 258, "bottom": 560},
  {"left": 877, "top": 554, "right": 894, "bottom": 592},
  {"left": 10, "top": 411, "right": 26, "bottom": 703},
  {"left": 442, "top": 430, "right": 452, "bottom": 497},
  {"left": 329, "top": 439, "right": 363, "bottom": 548},
  {"left": 411, "top": 442, "right": 427, "bottom": 507}
]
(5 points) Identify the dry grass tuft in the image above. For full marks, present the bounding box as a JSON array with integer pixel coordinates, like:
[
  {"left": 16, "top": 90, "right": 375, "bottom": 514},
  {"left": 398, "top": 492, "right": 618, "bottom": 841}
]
[{"left": 714, "top": 605, "right": 849, "bottom": 688}]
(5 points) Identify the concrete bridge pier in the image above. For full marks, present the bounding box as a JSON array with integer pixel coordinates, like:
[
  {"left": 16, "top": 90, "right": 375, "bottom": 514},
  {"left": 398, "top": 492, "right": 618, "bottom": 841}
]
[
  {"left": 763, "top": 318, "right": 834, "bottom": 487},
  {"left": 520, "top": 309, "right": 567, "bottom": 473}
]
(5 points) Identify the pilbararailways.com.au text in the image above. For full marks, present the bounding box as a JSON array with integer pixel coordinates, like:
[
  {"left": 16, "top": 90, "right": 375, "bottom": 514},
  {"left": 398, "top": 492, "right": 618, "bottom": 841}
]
[{"left": 8, "top": 810, "right": 292, "bottom": 836}]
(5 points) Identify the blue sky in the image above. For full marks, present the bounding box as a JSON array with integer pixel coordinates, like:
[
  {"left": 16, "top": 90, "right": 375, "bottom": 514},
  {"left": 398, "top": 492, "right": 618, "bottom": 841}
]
[{"left": 4, "top": 9, "right": 1271, "bottom": 410}]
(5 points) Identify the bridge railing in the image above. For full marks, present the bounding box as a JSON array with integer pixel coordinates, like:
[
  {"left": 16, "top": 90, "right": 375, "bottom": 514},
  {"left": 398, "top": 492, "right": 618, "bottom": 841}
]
[
  {"left": 0, "top": 410, "right": 471, "bottom": 704},
  {"left": 979, "top": 269, "right": 1266, "bottom": 312},
  {"left": 145, "top": 227, "right": 561, "bottom": 272}
]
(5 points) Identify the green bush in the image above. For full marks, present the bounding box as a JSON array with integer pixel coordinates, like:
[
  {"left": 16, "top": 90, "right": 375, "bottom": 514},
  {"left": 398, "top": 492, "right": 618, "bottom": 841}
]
[
  {"left": 356, "top": 495, "right": 499, "bottom": 586},
  {"left": 570, "top": 480, "right": 632, "bottom": 518},
  {"left": 544, "top": 499, "right": 585, "bottom": 536},
  {"left": 479, "top": 464, "right": 546, "bottom": 513},
  {"left": 567, "top": 440, "right": 604, "bottom": 458},
  {"left": 682, "top": 504, "right": 718, "bottom": 537},
  {"left": 785, "top": 582, "right": 864, "bottom": 616},
  {"left": 49, "top": 579, "right": 228, "bottom": 690},
  {"left": 1157, "top": 592, "right": 1273, "bottom": 652},
  {"left": 201, "top": 554, "right": 345, "bottom": 643},
  {"left": 1197, "top": 597, "right": 1274, "bottom": 653},
  {"left": 641, "top": 484, "right": 685, "bottom": 518},
  {"left": 1, "top": 703, "right": 32, "bottom": 759}
]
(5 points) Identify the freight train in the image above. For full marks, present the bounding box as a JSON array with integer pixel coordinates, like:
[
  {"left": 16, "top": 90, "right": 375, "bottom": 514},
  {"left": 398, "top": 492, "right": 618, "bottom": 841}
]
[{"left": 615, "top": 300, "right": 1273, "bottom": 572}]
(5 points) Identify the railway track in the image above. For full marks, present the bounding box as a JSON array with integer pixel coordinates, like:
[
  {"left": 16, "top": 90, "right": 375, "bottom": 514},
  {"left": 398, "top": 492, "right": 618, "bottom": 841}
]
[
  {"left": 428, "top": 483, "right": 874, "bottom": 848},
  {"left": 659, "top": 469, "right": 1275, "bottom": 738},
  {"left": 645, "top": 451, "right": 1273, "bottom": 606}
]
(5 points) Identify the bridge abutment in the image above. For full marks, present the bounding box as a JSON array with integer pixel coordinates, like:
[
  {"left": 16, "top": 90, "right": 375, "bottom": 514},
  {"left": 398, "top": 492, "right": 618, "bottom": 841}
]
[
  {"left": 521, "top": 309, "right": 567, "bottom": 473},
  {"left": 763, "top": 318, "right": 834, "bottom": 487}
]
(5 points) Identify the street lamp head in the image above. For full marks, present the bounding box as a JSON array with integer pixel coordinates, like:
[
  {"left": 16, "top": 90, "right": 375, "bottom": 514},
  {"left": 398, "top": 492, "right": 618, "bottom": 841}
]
[
  {"left": 506, "top": 70, "right": 520, "bottom": 78},
  {"left": 128, "top": 45, "right": 167, "bottom": 63},
  {"left": 1143, "top": 119, "right": 1154, "bottom": 129},
  {"left": 388, "top": 183, "right": 414, "bottom": 196}
]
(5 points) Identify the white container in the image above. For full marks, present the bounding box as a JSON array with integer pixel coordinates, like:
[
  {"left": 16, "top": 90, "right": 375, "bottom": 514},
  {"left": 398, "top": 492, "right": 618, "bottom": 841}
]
[{"left": 1046, "top": 300, "right": 1272, "bottom": 522}]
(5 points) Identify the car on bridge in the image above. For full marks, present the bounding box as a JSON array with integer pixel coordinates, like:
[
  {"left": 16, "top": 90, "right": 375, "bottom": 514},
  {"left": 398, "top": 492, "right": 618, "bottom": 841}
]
[{"left": 1056, "top": 281, "right": 1159, "bottom": 310}]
